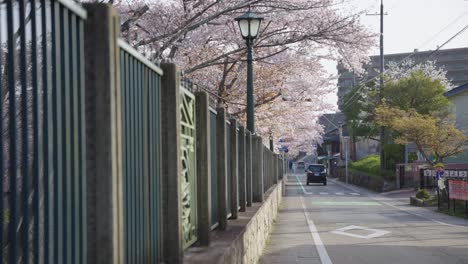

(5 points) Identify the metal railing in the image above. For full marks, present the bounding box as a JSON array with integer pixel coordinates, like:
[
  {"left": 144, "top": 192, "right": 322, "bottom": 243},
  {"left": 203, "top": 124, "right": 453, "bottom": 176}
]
[
  {"left": 209, "top": 108, "right": 218, "bottom": 229},
  {"left": 119, "top": 39, "right": 163, "bottom": 263},
  {"left": 0, "top": 0, "right": 87, "bottom": 263},
  {"left": 0, "top": 2, "right": 285, "bottom": 263}
]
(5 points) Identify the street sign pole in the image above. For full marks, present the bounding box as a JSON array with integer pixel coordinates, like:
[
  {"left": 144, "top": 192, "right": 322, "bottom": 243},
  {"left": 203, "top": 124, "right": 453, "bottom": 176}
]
[
  {"left": 346, "top": 143, "right": 349, "bottom": 184},
  {"left": 343, "top": 136, "right": 349, "bottom": 184}
]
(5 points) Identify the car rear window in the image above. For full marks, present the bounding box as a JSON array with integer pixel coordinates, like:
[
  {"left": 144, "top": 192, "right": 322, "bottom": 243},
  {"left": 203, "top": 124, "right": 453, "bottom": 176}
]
[{"left": 307, "top": 165, "right": 324, "bottom": 172}]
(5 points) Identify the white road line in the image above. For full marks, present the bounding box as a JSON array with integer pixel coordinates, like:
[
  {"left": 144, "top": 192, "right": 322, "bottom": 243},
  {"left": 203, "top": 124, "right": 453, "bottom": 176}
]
[
  {"left": 300, "top": 196, "right": 333, "bottom": 264},
  {"left": 295, "top": 175, "right": 313, "bottom": 195},
  {"left": 335, "top": 192, "right": 344, "bottom": 196},
  {"left": 320, "top": 192, "right": 329, "bottom": 195},
  {"left": 350, "top": 193, "right": 360, "bottom": 196},
  {"left": 331, "top": 225, "right": 390, "bottom": 239}
]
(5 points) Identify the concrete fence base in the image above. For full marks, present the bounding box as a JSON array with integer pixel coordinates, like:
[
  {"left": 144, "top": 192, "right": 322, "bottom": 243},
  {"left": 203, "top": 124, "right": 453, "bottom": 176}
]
[{"left": 184, "top": 181, "right": 283, "bottom": 264}]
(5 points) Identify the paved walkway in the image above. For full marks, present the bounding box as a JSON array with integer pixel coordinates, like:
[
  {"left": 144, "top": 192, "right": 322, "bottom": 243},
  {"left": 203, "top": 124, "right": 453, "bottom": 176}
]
[{"left": 259, "top": 196, "right": 321, "bottom": 264}]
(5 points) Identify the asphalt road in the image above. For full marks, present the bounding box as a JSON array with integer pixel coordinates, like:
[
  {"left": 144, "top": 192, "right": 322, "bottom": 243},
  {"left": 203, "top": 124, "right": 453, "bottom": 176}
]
[{"left": 269, "top": 172, "right": 468, "bottom": 264}]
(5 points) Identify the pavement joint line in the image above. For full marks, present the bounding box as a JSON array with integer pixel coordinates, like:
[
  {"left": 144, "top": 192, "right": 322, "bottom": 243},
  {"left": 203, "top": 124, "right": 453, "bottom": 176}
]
[
  {"left": 329, "top": 178, "right": 468, "bottom": 229},
  {"left": 300, "top": 196, "right": 333, "bottom": 264}
]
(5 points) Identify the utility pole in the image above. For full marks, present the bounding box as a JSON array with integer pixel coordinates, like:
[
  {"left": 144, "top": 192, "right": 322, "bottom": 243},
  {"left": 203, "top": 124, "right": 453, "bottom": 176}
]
[
  {"left": 379, "top": 0, "right": 385, "bottom": 173},
  {"left": 368, "top": 0, "right": 387, "bottom": 173}
]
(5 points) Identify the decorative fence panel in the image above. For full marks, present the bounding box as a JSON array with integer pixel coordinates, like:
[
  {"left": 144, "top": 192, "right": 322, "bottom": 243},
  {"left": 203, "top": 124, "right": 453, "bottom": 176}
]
[
  {"left": 119, "top": 40, "right": 162, "bottom": 263},
  {"left": 0, "top": 2, "right": 286, "bottom": 263},
  {"left": 0, "top": 1, "right": 87, "bottom": 263},
  {"left": 180, "top": 85, "right": 197, "bottom": 249}
]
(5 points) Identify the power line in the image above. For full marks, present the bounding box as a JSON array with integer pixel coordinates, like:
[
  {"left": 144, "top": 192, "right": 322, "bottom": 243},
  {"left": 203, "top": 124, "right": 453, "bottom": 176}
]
[
  {"left": 341, "top": 10, "right": 468, "bottom": 109},
  {"left": 342, "top": 21, "right": 468, "bottom": 109},
  {"left": 340, "top": 23, "right": 468, "bottom": 111}
]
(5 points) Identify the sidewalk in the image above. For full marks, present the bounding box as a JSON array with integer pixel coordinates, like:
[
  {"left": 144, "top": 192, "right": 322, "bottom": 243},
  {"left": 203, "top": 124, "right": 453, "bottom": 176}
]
[{"left": 259, "top": 196, "right": 321, "bottom": 264}]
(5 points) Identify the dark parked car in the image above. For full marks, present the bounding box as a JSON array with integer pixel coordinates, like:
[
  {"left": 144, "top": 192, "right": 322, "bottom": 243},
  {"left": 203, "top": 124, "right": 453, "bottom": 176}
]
[{"left": 306, "top": 164, "right": 327, "bottom": 186}]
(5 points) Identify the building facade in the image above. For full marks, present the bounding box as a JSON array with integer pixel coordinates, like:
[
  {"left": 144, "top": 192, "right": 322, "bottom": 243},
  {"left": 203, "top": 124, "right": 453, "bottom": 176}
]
[{"left": 444, "top": 82, "right": 468, "bottom": 163}]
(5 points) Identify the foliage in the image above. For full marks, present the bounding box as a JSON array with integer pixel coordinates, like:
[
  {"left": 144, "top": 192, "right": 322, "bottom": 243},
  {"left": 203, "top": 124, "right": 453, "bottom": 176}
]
[
  {"left": 342, "top": 81, "right": 379, "bottom": 139},
  {"left": 342, "top": 63, "right": 453, "bottom": 167},
  {"left": 349, "top": 155, "right": 381, "bottom": 176},
  {"left": 375, "top": 105, "right": 467, "bottom": 165},
  {"left": 381, "top": 70, "right": 451, "bottom": 115},
  {"left": 349, "top": 154, "right": 395, "bottom": 180},
  {"left": 343, "top": 68, "right": 452, "bottom": 138},
  {"left": 94, "top": 0, "right": 376, "bottom": 154},
  {"left": 3, "top": 209, "right": 9, "bottom": 225},
  {"left": 385, "top": 59, "right": 453, "bottom": 90},
  {"left": 416, "top": 188, "right": 430, "bottom": 200},
  {"left": 408, "top": 152, "right": 418, "bottom": 163},
  {"left": 382, "top": 143, "right": 404, "bottom": 170}
]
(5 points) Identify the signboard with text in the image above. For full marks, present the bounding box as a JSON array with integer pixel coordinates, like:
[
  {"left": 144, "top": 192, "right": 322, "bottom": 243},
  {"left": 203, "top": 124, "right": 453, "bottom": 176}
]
[
  {"left": 423, "top": 169, "right": 468, "bottom": 178},
  {"left": 448, "top": 180, "right": 468, "bottom": 201}
]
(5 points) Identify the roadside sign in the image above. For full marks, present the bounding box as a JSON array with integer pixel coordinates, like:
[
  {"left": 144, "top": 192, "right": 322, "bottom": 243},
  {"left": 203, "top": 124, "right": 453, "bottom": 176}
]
[{"left": 448, "top": 179, "right": 468, "bottom": 201}]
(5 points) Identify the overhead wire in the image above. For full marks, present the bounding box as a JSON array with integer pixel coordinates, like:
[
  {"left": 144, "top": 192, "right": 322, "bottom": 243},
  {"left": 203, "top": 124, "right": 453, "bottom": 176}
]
[
  {"left": 340, "top": 22, "right": 468, "bottom": 111},
  {"left": 340, "top": 11, "right": 468, "bottom": 110}
]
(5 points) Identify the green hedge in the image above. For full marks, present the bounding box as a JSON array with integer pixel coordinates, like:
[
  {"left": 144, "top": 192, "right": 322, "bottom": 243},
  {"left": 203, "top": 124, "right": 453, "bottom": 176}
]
[
  {"left": 350, "top": 155, "right": 380, "bottom": 175},
  {"left": 349, "top": 155, "right": 395, "bottom": 180}
]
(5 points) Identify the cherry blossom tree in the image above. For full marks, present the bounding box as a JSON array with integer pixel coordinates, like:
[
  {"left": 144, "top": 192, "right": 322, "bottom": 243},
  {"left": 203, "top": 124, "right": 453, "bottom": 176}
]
[{"left": 86, "top": 0, "right": 376, "bottom": 154}]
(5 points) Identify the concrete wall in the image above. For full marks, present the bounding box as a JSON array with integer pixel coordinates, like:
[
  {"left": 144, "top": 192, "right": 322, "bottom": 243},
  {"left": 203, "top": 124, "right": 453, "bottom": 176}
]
[
  {"left": 184, "top": 181, "right": 283, "bottom": 264},
  {"left": 241, "top": 181, "right": 283, "bottom": 264}
]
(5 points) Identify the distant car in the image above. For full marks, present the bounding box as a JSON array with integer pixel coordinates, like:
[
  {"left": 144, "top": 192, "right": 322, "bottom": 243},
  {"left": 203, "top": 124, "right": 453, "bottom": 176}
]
[
  {"left": 296, "top": 161, "right": 305, "bottom": 170},
  {"left": 306, "top": 164, "right": 327, "bottom": 186}
]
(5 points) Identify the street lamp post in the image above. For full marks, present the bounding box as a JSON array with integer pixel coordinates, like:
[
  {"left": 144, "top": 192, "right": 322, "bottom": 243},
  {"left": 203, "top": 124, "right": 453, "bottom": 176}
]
[
  {"left": 269, "top": 132, "right": 274, "bottom": 151},
  {"left": 235, "top": 9, "right": 263, "bottom": 134}
]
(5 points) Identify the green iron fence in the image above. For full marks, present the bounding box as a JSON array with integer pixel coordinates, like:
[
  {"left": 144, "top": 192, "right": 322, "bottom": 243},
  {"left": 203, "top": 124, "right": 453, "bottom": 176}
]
[
  {"left": 209, "top": 108, "right": 218, "bottom": 229},
  {"left": 0, "top": 2, "right": 286, "bottom": 262},
  {"left": 0, "top": 0, "right": 87, "bottom": 263},
  {"left": 226, "top": 120, "right": 232, "bottom": 218},
  {"left": 119, "top": 39, "right": 162, "bottom": 263}
]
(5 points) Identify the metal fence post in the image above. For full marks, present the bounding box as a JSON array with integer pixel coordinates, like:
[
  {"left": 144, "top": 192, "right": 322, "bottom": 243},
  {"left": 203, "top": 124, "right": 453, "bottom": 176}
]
[
  {"left": 238, "top": 126, "right": 247, "bottom": 212},
  {"left": 195, "top": 91, "right": 211, "bottom": 246},
  {"left": 160, "top": 63, "right": 183, "bottom": 263},
  {"left": 273, "top": 154, "right": 278, "bottom": 184},
  {"left": 84, "top": 4, "right": 124, "bottom": 264},
  {"left": 216, "top": 108, "right": 228, "bottom": 230},
  {"left": 245, "top": 131, "right": 253, "bottom": 207},
  {"left": 252, "top": 135, "right": 264, "bottom": 202},
  {"left": 229, "top": 119, "right": 239, "bottom": 219}
]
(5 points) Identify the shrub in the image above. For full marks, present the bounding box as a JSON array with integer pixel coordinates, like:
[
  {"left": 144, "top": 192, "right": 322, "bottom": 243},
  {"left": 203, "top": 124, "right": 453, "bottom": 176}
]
[
  {"left": 349, "top": 155, "right": 395, "bottom": 181},
  {"left": 350, "top": 155, "right": 380, "bottom": 175},
  {"left": 416, "top": 188, "right": 430, "bottom": 200}
]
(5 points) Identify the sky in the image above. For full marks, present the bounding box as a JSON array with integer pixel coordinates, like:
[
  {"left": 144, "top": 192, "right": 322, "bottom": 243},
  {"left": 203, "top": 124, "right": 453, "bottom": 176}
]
[{"left": 324, "top": 0, "right": 468, "bottom": 108}]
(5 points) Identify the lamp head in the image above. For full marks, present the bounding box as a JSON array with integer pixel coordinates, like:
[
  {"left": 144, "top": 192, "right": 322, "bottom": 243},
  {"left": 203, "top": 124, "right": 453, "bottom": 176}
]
[{"left": 235, "top": 10, "right": 263, "bottom": 39}]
